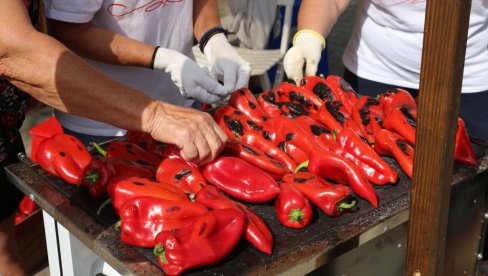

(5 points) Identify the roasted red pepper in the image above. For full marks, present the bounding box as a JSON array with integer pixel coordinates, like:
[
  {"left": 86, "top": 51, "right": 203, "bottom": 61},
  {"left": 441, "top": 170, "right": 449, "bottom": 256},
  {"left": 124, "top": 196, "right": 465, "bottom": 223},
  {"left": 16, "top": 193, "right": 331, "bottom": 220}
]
[
  {"left": 241, "top": 132, "right": 297, "bottom": 172},
  {"left": 274, "top": 82, "right": 324, "bottom": 111},
  {"left": 118, "top": 196, "right": 208, "bottom": 248},
  {"left": 36, "top": 133, "right": 92, "bottom": 184},
  {"left": 256, "top": 90, "right": 284, "bottom": 118},
  {"left": 292, "top": 115, "right": 335, "bottom": 149},
  {"left": 299, "top": 75, "right": 336, "bottom": 102},
  {"left": 329, "top": 128, "right": 398, "bottom": 185},
  {"left": 374, "top": 129, "right": 414, "bottom": 179},
  {"left": 18, "top": 195, "right": 39, "bottom": 215},
  {"left": 281, "top": 172, "right": 355, "bottom": 217},
  {"left": 156, "top": 159, "right": 208, "bottom": 194},
  {"left": 454, "top": 118, "right": 477, "bottom": 166},
  {"left": 307, "top": 148, "right": 379, "bottom": 208},
  {"left": 28, "top": 116, "right": 64, "bottom": 163},
  {"left": 125, "top": 131, "right": 166, "bottom": 157},
  {"left": 379, "top": 88, "right": 418, "bottom": 118},
  {"left": 382, "top": 107, "right": 417, "bottom": 146},
  {"left": 153, "top": 208, "right": 246, "bottom": 275},
  {"left": 351, "top": 96, "right": 385, "bottom": 144},
  {"left": 159, "top": 143, "right": 199, "bottom": 168},
  {"left": 203, "top": 156, "right": 280, "bottom": 203},
  {"left": 93, "top": 141, "right": 161, "bottom": 167},
  {"left": 275, "top": 182, "right": 313, "bottom": 228},
  {"left": 213, "top": 105, "right": 263, "bottom": 140},
  {"left": 279, "top": 141, "right": 309, "bottom": 165},
  {"left": 82, "top": 156, "right": 155, "bottom": 199},
  {"left": 314, "top": 101, "right": 365, "bottom": 139},
  {"left": 195, "top": 185, "right": 274, "bottom": 254},
  {"left": 229, "top": 88, "right": 267, "bottom": 124},
  {"left": 103, "top": 177, "right": 189, "bottom": 215}
]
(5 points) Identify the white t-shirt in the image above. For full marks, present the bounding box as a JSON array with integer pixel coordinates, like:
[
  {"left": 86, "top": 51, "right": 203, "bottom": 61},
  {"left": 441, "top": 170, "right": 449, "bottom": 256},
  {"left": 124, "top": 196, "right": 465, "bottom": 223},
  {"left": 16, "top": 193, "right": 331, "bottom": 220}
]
[
  {"left": 342, "top": 0, "right": 488, "bottom": 93},
  {"left": 44, "top": 0, "right": 194, "bottom": 136}
]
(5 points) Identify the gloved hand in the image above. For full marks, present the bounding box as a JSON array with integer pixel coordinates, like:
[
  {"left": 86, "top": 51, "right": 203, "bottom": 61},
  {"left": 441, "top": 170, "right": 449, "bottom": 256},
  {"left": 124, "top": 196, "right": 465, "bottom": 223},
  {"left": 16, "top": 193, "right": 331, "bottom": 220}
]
[
  {"left": 153, "top": 47, "right": 227, "bottom": 104},
  {"left": 203, "top": 33, "right": 252, "bottom": 94},
  {"left": 283, "top": 30, "right": 325, "bottom": 85}
]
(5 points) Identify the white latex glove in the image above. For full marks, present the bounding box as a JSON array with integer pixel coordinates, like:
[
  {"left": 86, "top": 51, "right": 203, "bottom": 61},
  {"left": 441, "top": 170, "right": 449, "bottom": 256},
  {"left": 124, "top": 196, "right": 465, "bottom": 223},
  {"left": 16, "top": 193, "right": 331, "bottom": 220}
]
[
  {"left": 203, "top": 33, "right": 252, "bottom": 94},
  {"left": 283, "top": 31, "right": 325, "bottom": 85},
  {"left": 153, "top": 47, "right": 227, "bottom": 104}
]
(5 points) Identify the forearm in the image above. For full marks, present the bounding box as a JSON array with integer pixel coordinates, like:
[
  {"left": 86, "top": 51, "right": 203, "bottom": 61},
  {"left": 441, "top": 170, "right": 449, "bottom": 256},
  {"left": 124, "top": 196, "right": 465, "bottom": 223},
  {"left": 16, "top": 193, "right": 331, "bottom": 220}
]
[
  {"left": 298, "top": 0, "right": 351, "bottom": 37},
  {"left": 193, "top": 0, "right": 222, "bottom": 41},
  {"left": 48, "top": 20, "right": 155, "bottom": 68}
]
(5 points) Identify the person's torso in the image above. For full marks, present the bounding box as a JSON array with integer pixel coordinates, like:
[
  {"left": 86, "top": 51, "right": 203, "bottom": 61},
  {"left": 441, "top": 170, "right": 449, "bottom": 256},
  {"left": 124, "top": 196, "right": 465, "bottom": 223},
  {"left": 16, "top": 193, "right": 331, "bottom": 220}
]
[
  {"left": 342, "top": 0, "right": 488, "bottom": 93},
  {"left": 45, "top": 0, "right": 195, "bottom": 136}
]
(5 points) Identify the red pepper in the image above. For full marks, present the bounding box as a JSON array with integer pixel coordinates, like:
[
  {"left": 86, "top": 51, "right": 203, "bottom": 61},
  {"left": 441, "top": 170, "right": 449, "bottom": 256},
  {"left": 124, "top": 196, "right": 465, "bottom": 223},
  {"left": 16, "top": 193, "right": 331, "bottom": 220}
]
[
  {"left": 153, "top": 208, "right": 246, "bottom": 275},
  {"left": 36, "top": 133, "right": 92, "bottom": 184},
  {"left": 18, "top": 195, "right": 39, "bottom": 215},
  {"left": 125, "top": 131, "right": 166, "bottom": 157},
  {"left": 292, "top": 115, "right": 335, "bottom": 149},
  {"left": 281, "top": 172, "right": 355, "bottom": 217},
  {"left": 454, "top": 118, "right": 477, "bottom": 166},
  {"left": 92, "top": 141, "right": 161, "bottom": 167},
  {"left": 329, "top": 128, "right": 398, "bottom": 185},
  {"left": 159, "top": 143, "right": 200, "bottom": 168},
  {"left": 379, "top": 88, "right": 418, "bottom": 118},
  {"left": 299, "top": 75, "right": 336, "bottom": 102},
  {"left": 279, "top": 141, "right": 309, "bottom": 165},
  {"left": 307, "top": 148, "right": 379, "bottom": 208},
  {"left": 275, "top": 182, "right": 313, "bottom": 228},
  {"left": 156, "top": 159, "right": 208, "bottom": 194},
  {"left": 195, "top": 185, "right": 274, "bottom": 254},
  {"left": 374, "top": 129, "right": 414, "bottom": 179},
  {"left": 203, "top": 156, "right": 280, "bottom": 203},
  {"left": 275, "top": 82, "right": 324, "bottom": 112},
  {"left": 241, "top": 132, "right": 297, "bottom": 172},
  {"left": 324, "top": 75, "right": 360, "bottom": 114},
  {"left": 228, "top": 88, "right": 267, "bottom": 124},
  {"left": 314, "top": 101, "right": 365, "bottom": 139},
  {"left": 118, "top": 196, "right": 208, "bottom": 248},
  {"left": 382, "top": 107, "right": 417, "bottom": 145},
  {"left": 351, "top": 96, "right": 385, "bottom": 144},
  {"left": 213, "top": 105, "right": 263, "bottom": 140},
  {"left": 256, "top": 90, "right": 284, "bottom": 118},
  {"left": 82, "top": 157, "right": 155, "bottom": 199},
  {"left": 103, "top": 177, "right": 189, "bottom": 215},
  {"left": 28, "top": 116, "right": 64, "bottom": 163}
]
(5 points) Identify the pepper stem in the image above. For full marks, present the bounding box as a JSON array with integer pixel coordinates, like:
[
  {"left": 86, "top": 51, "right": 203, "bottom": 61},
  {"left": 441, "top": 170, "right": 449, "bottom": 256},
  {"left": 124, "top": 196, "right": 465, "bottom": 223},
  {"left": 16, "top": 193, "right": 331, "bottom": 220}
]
[
  {"left": 295, "top": 160, "right": 309, "bottom": 173},
  {"left": 332, "top": 129, "right": 339, "bottom": 141},
  {"left": 96, "top": 198, "right": 112, "bottom": 215},
  {"left": 114, "top": 220, "right": 121, "bottom": 230},
  {"left": 84, "top": 170, "right": 100, "bottom": 186},
  {"left": 153, "top": 244, "right": 168, "bottom": 264},
  {"left": 288, "top": 209, "right": 304, "bottom": 222},
  {"left": 338, "top": 199, "right": 357, "bottom": 211},
  {"left": 91, "top": 142, "right": 107, "bottom": 157}
]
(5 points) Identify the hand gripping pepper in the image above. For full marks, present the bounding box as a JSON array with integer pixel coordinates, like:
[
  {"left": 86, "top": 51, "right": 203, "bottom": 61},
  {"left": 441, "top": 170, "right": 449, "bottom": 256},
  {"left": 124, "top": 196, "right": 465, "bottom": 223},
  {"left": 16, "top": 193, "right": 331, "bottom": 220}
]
[
  {"left": 374, "top": 129, "right": 414, "bottom": 179},
  {"left": 228, "top": 88, "right": 267, "bottom": 124},
  {"left": 382, "top": 107, "right": 417, "bottom": 145},
  {"left": 281, "top": 172, "right": 356, "bottom": 217},
  {"left": 329, "top": 128, "right": 398, "bottom": 185},
  {"left": 351, "top": 96, "right": 385, "bottom": 144},
  {"left": 118, "top": 196, "right": 208, "bottom": 248},
  {"left": 378, "top": 88, "right": 418, "bottom": 118},
  {"left": 153, "top": 208, "right": 246, "bottom": 275},
  {"left": 275, "top": 182, "right": 313, "bottom": 228},
  {"left": 314, "top": 100, "right": 365, "bottom": 140},
  {"left": 213, "top": 105, "right": 264, "bottom": 140},
  {"left": 454, "top": 118, "right": 477, "bottom": 166},
  {"left": 241, "top": 132, "right": 297, "bottom": 172},
  {"left": 36, "top": 133, "right": 92, "bottom": 184},
  {"left": 101, "top": 177, "right": 189, "bottom": 215},
  {"left": 125, "top": 130, "right": 166, "bottom": 157},
  {"left": 92, "top": 141, "right": 161, "bottom": 167},
  {"left": 203, "top": 156, "right": 280, "bottom": 203},
  {"left": 82, "top": 156, "right": 155, "bottom": 199},
  {"left": 307, "top": 148, "right": 379, "bottom": 208},
  {"left": 159, "top": 143, "right": 200, "bottom": 168},
  {"left": 195, "top": 185, "right": 274, "bottom": 254},
  {"left": 156, "top": 158, "right": 208, "bottom": 194},
  {"left": 222, "top": 140, "right": 290, "bottom": 179}
]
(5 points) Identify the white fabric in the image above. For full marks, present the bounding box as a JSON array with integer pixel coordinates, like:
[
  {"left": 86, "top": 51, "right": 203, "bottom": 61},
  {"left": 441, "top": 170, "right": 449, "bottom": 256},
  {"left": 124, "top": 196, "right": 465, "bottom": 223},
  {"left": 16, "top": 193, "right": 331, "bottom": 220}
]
[
  {"left": 283, "top": 32, "right": 324, "bottom": 84},
  {"left": 44, "top": 0, "right": 194, "bottom": 136},
  {"left": 342, "top": 0, "right": 488, "bottom": 93}
]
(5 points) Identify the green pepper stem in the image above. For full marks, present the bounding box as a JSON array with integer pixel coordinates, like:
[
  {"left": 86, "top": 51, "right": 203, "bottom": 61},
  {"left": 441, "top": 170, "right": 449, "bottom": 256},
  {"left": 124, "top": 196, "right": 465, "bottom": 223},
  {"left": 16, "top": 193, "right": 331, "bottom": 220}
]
[
  {"left": 91, "top": 142, "right": 107, "bottom": 157},
  {"left": 153, "top": 244, "right": 168, "bottom": 264},
  {"left": 332, "top": 129, "right": 339, "bottom": 141},
  {"left": 114, "top": 220, "right": 121, "bottom": 230},
  {"left": 295, "top": 160, "right": 309, "bottom": 173},
  {"left": 338, "top": 200, "right": 357, "bottom": 210},
  {"left": 96, "top": 198, "right": 112, "bottom": 215},
  {"left": 84, "top": 170, "right": 100, "bottom": 186},
  {"left": 288, "top": 209, "right": 305, "bottom": 222}
]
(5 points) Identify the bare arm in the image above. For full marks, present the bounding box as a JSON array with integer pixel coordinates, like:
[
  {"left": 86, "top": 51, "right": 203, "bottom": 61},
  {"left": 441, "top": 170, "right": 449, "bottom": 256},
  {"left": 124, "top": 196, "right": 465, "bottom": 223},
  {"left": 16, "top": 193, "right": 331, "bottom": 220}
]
[
  {"left": 298, "top": 0, "right": 351, "bottom": 37},
  {"left": 48, "top": 20, "right": 155, "bottom": 68},
  {"left": 193, "top": 0, "right": 222, "bottom": 41}
]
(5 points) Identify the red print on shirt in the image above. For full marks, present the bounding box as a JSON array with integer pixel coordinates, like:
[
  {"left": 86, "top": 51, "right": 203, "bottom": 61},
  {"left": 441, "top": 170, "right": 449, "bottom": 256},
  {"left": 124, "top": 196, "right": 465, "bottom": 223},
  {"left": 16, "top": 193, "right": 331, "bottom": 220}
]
[{"left": 107, "top": 0, "right": 183, "bottom": 17}]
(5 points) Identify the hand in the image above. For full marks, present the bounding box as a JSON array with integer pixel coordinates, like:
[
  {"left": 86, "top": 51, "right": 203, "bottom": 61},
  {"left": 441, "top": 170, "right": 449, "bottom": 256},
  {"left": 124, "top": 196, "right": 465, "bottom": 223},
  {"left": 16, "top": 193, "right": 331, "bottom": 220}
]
[
  {"left": 203, "top": 33, "right": 251, "bottom": 94},
  {"left": 147, "top": 101, "right": 228, "bottom": 164},
  {"left": 283, "top": 31, "right": 324, "bottom": 85},
  {"left": 153, "top": 47, "right": 227, "bottom": 104}
]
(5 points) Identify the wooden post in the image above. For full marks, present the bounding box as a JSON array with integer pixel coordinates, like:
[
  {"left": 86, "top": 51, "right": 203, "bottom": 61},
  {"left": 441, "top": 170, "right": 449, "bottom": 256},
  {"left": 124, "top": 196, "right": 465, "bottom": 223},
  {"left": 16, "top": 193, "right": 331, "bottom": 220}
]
[{"left": 406, "top": 1, "right": 472, "bottom": 276}]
